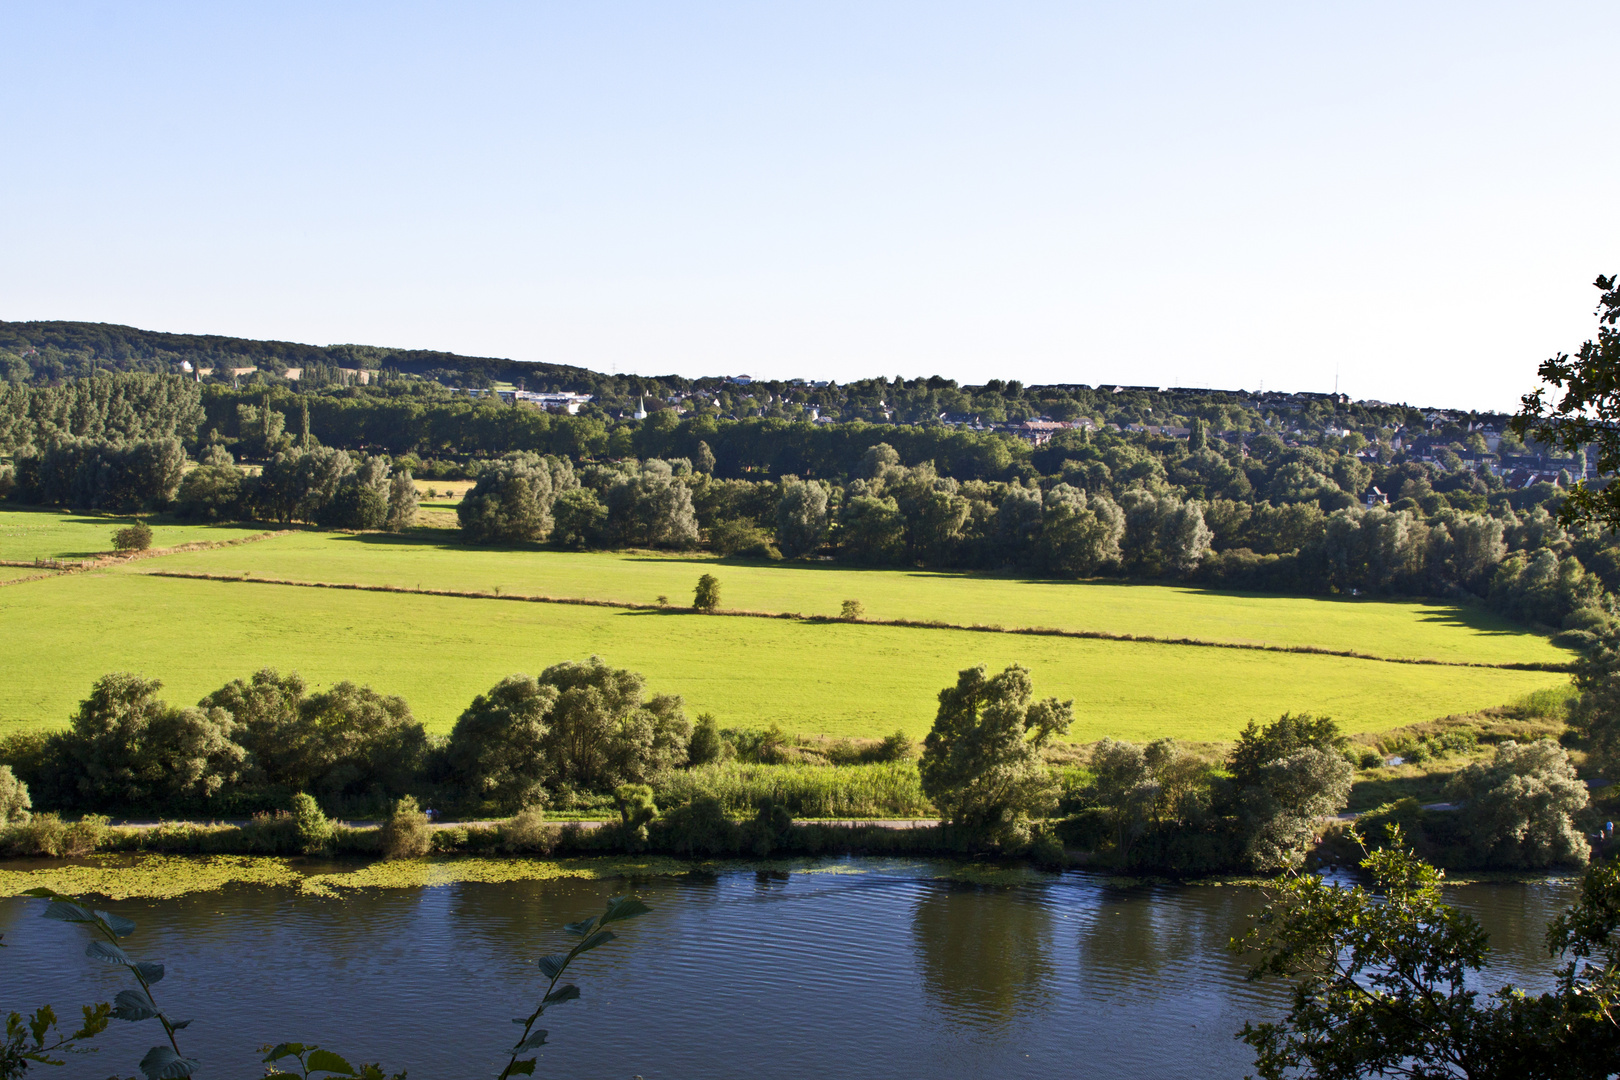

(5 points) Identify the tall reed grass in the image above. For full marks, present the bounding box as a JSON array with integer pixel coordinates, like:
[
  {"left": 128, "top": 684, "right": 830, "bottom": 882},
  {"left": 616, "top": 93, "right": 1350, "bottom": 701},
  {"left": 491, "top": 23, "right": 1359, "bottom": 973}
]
[{"left": 654, "top": 761, "right": 930, "bottom": 818}]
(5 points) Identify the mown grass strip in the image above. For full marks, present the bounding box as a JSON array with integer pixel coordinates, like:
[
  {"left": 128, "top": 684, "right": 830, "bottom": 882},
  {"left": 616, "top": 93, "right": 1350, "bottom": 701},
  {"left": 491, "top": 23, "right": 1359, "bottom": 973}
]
[{"left": 141, "top": 569, "right": 1574, "bottom": 673}]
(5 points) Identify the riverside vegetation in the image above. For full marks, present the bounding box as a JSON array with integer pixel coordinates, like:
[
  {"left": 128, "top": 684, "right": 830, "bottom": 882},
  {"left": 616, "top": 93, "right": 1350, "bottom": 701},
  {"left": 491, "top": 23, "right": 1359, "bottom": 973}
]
[{"left": 0, "top": 650, "right": 1609, "bottom": 874}]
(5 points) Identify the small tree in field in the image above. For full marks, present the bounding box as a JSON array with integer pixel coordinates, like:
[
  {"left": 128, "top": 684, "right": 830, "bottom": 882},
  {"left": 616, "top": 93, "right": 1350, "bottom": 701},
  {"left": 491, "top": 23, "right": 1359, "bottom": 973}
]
[
  {"left": 840, "top": 599, "right": 864, "bottom": 621},
  {"left": 693, "top": 573, "right": 721, "bottom": 612},
  {"left": 112, "top": 521, "right": 153, "bottom": 552},
  {"left": 918, "top": 664, "right": 1072, "bottom": 848}
]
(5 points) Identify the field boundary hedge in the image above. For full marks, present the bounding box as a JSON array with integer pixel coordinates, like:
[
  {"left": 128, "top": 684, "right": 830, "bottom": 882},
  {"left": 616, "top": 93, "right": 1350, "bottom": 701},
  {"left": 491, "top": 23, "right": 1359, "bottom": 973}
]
[{"left": 140, "top": 569, "right": 1575, "bottom": 674}]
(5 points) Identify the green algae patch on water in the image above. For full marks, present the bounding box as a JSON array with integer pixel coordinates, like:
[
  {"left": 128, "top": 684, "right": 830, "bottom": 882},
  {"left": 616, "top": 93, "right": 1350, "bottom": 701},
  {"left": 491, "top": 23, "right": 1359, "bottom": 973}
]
[
  {"left": 0, "top": 854, "right": 303, "bottom": 900},
  {"left": 297, "top": 855, "right": 696, "bottom": 896}
]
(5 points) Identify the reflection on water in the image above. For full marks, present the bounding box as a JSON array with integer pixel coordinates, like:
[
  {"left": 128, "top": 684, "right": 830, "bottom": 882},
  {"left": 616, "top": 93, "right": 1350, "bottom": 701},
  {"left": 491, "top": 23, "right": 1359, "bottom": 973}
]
[
  {"left": 0, "top": 860, "right": 1579, "bottom": 1080},
  {"left": 911, "top": 879, "right": 1056, "bottom": 1024}
]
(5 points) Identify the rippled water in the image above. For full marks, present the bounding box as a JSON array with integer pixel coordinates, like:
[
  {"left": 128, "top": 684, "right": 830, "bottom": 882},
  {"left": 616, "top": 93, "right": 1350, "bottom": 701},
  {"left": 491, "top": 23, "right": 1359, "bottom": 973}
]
[{"left": 0, "top": 861, "right": 1579, "bottom": 1079}]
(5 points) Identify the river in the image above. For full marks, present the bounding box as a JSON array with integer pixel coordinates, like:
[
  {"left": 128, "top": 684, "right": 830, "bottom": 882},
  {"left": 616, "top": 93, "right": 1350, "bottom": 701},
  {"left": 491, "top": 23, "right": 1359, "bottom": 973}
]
[{"left": 0, "top": 858, "right": 1580, "bottom": 1079}]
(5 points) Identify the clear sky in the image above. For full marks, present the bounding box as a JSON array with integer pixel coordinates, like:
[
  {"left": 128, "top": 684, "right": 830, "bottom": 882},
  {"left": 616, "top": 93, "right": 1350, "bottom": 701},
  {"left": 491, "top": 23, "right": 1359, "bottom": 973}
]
[{"left": 2, "top": 2, "right": 1616, "bottom": 411}]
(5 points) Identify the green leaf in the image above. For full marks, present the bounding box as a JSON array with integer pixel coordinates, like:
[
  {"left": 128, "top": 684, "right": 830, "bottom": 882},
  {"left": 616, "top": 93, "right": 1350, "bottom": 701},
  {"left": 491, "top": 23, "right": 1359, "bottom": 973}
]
[
  {"left": 85, "top": 939, "right": 133, "bottom": 966},
  {"left": 264, "top": 1043, "right": 306, "bottom": 1062},
  {"left": 600, "top": 896, "right": 651, "bottom": 925},
  {"left": 28, "top": 1005, "right": 55, "bottom": 1044},
  {"left": 507, "top": 1058, "right": 536, "bottom": 1076},
  {"left": 571, "top": 930, "right": 616, "bottom": 957},
  {"left": 42, "top": 899, "right": 96, "bottom": 924},
  {"left": 134, "top": 961, "right": 166, "bottom": 984},
  {"left": 543, "top": 985, "right": 580, "bottom": 1006},
  {"left": 111, "top": 989, "right": 160, "bottom": 1022},
  {"left": 513, "top": 1029, "right": 549, "bottom": 1053},
  {"left": 562, "top": 917, "right": 597, "bottom": 937},
  {"left": 305, "top": 1048, "right": 357, "bottom": 1075},
  {"left": 168, "top": 1019, "right": 192, "bottom": 1030},
  {"left": 95, "top": 910, "right": 138, "bottom": 938},
  {"left": 536, "top": 953, "right": 569, "bottom": 979},
  {"left": 139, "top": 1045, "right": 200, "bottom": 1080}
]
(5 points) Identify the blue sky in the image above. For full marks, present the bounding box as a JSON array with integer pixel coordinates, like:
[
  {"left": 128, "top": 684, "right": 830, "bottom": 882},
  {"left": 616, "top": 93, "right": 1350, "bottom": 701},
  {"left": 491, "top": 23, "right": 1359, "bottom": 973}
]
[{"left": 2, "top": 2, "right": 1616, "bottom": 410}]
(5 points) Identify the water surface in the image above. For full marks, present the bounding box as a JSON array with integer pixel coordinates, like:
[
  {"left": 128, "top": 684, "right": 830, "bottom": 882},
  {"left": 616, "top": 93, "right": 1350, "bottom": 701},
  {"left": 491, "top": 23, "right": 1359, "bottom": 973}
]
[{"left": 0, "top": 860, "right": 1578, "bottom": 1079}]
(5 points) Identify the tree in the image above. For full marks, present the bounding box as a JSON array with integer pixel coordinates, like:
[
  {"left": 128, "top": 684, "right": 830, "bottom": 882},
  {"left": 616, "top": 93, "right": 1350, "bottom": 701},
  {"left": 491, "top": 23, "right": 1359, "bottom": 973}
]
[
  {"left": 694, "top": 440, "right": 716, "bottom": 474},
  {"left": 206, "top": 670, "right": 425, "bottom": 803},
  {"left": 385, "top": 470, "right": 418, "bottom": 530},
  {"left": 534, "top": 657, "right": 690, "bottom": 791},
  {"left": 1512, "top": 274, "right": 1620, "bottom": 528},
  {"left": 458, "top": 453, "right": 574, "bottom": 544},
  {"left": 1227, "top": 713, "right": 1353, "bottom": 871},
  {"left": 174, "top": 462, "right": 243, "bottom": 521},
  {"left": 1089, "top": 738, "right": 1157, "bottom": 858},
  {"left": 602, "top": 461, "right": 699, "bottom": 548},
  {"left": 918, "top": 664, "right": 1072, "bottom": 847},
  {"left": 551, "top": 488, "right": 608, "bottom": 548},
  {"left": 693, "top": 573, "right": 720, "bottom": 612},
  {"left": 1038, "top": 486, "right": 1124, "bottom": 576},
  {"left": 61, "top": 674, "right": 245, "bottom": 808},
  {"left": 836, "top": 494, "right": 905, "bottom": 563},
  {"left": 444, "top": 675, "right": 558, "bottom": 811},
  {"left": 0, "top": 764, "right": 31, "bottom": 822},
  {"left": 1570, "top": 637, "right": 1620, "bottom": 778},
  {"left": 1445, "top": 739, "right": 1589, "bottom": 868},
  {"left": 774, "top": 477, "right": 830, "bottom": 558},
  {"left": 1237, "top": 838, "right": 1620, "bottom": 1080}
]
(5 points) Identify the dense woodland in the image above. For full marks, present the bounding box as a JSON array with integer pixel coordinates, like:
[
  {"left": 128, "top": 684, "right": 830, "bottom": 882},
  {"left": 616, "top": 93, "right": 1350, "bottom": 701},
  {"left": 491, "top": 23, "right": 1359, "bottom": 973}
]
[{"left": 0, "top": 368, "right": 1611, "bottom": 647}]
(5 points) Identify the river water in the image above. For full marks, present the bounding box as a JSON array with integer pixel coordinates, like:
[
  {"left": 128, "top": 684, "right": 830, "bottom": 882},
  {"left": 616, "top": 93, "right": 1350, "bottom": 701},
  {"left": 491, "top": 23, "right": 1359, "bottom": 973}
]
[{"left": 0, "top": 859, "right": 1580, "bottom": 1080}]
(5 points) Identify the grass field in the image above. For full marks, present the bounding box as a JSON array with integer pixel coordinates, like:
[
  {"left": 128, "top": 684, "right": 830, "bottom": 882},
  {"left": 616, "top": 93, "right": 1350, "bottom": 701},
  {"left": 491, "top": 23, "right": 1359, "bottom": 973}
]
[
  {"left": 0, "top": 507, "right": 1574, "bottom": 743},
  {"left": 0, "top": 507, "right": 266, "bottom": 562},
  {"left": 0, "top": 568, "right": 1564, "bottom": 742},
  {"left": 133, "top": 528, "right": 1571, "bottom": 665}
]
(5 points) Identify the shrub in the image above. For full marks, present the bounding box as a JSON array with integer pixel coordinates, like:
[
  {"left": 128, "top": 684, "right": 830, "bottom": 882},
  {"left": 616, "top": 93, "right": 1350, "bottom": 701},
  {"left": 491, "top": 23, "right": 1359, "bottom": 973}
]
[
  {"left": 0, "top": 764, "right": 31, "bottom": 823},
  {"left": 1028, "top": 827, "right": 1068, "bottom": 870},
  {"left": 687, "top": 714, "right": 724, "bottom": 766},
  {"left": 4, "top": 812, "right": 68, "bottom": 855},
  {"left": 111, "top": 520, "right": 153, "bottom": 552},
  {"left": 693, "top": 573, "right": 721, "bottom": 612},
  {"left": 9, "top": 813, "right": 111, "bottom": 856},
  {"left": 380, "top": 795, "right": 432, "bottom": 859},
  {"left": 498, "top": 806, "right": 557, "bottom": 854},
  {"left": 614, "top": 783, "right": 659, "bottom": 848},
  {"left": 840, "top": 599, "right": 864, "bottom": 621},
  {"left": 870, "top": 730, "right": 915, "bottom": 763},
  {"left": 290, "top": 791, "right": 333, "bottom": 854},
  {"left": 654, "top": 795, "right": 737, "bottom": 857}
]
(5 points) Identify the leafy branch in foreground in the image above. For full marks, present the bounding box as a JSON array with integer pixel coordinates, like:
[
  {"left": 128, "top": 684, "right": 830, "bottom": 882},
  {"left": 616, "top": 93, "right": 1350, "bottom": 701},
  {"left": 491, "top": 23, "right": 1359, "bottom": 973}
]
[
  {"left": 1233, "top": 829, "right": 1620, "bottom": 1080},
  {"left": 2, "top": 1003, "right": 111, "bottom": 1077},
  {"left": 21, "top": 887, "right": 197, "bottom": 1080},
  {"left": 1512, "top": 273, "right": 1620, "bottom": 530},
  {"left": 499, "top": 894, "right": 651, "bottom": 1080},
  {"left": 261, "top": 1043, "right": 402, "bottom": 1080}
]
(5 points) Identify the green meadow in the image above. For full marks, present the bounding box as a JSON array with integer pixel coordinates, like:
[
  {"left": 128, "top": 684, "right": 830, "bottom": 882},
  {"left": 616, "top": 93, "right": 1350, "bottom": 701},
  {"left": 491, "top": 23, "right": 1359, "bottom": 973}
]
[
  {"left": 0, "top": 508, "right": 1573, "bottom": 742},
  {"left": 132, "top": 528, "right": 1568, "bottom": 666},
  {"left": 0, "top": 506, "right": 267, "bottom": 562},
  {"left": 0, "top": 568, "right": 1563, "bottom": 743}
]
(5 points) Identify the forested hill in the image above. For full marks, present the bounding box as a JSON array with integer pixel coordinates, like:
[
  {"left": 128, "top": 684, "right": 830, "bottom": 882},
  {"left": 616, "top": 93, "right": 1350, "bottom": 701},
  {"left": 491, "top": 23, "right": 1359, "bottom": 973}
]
[{"left": 0, "top": 320, "right": 597, "bottom": 389}]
